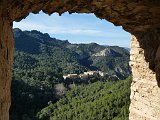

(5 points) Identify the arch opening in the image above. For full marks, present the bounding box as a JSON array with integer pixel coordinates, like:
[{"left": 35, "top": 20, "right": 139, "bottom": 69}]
[{"left": 11, "top": 12, "right": 131, "bottom": 120}]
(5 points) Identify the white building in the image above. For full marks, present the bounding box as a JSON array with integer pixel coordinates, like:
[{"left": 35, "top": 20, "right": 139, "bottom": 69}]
[
  {"left": 79, "top": 74, "right": 88, "bottom": 79},
  {"left": 84, "top": 71, "right": 98, "bottom": 76},
  {"left": 63, "top": 74, "right": 79, "bottom": 80}
]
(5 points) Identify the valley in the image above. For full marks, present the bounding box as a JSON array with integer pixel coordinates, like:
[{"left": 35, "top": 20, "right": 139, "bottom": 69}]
[{"left": 10, "top": 28, "right": 131, "bottom": 120}]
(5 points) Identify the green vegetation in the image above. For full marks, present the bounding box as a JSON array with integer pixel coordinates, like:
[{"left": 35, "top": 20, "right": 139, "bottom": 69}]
[
  {"left": 13, "top": 28, "right": 131, "bottom": 79},
  {"left": 37, "top": 77, "right": 131, "bottom": 120},
  {"left": 10, "top": 28, "right": 131, "bottom": 120}
]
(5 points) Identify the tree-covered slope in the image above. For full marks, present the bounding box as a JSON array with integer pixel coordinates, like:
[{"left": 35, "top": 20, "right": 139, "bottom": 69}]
[
  {"left": 13, "top": 28, "right": 131, "bottom": 79},
  {"left": 37, "top": 77, "right": 131, "bottom": 120},
  {"left": 11, "top": 28, "right": 131, "bottom": 120}
]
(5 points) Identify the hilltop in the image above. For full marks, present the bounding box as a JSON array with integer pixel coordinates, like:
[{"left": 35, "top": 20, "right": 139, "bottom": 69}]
[{"left": 13, "top": 28, "right": 131, "bottom": 79}]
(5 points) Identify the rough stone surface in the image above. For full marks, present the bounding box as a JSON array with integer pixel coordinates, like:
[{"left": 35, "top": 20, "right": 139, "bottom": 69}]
[
  {"left": 0, "top": 0, "right": 160, "bottom": 120},
  {"left": 0, "top": 1, "right": 14, "bottom": 119},
  {"left": 9, "top": 0, "right": 160, "bottom": 33},
  {"left": 130, "top": 35, "right": 160, "bottom": 120}
]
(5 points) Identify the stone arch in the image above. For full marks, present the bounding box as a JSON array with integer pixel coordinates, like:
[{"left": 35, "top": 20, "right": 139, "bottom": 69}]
[{"left": 0, "top": 0, "right": 160, "bottom": 120}]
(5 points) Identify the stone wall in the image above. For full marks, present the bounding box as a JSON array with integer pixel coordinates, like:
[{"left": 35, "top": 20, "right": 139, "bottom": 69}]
[
  {"left": 130, "top": 35, "right": 160, "bottom": 120},
  {"left": 0, "top": 1, "right": 14, "bottom": 119}
]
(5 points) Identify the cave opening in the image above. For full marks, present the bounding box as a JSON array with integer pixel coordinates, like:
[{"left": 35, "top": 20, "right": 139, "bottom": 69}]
[{"left": 10, "top": 12, "right": 131, "bottom": 120}]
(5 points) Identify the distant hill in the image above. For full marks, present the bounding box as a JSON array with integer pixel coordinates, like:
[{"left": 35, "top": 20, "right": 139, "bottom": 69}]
[
  {"left": 14, "top": 28, "right": 70, "bottom": 54},
  {"left": 13, "top": 28, "right": 131, "bottom": 79},
  {"left": 11, "top": 28, "right": 131, "bottom": 120}
]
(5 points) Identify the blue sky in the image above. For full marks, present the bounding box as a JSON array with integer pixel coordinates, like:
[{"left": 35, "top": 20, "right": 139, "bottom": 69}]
[{"left": 13, "top": 12, "right": 130, "bottom": 47}]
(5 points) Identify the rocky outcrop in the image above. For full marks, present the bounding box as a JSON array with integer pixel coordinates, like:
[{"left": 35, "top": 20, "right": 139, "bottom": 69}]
[
  {"left": 92, "top": 48, "right": 116, "bottom": 57},
  {"left": 135, "top": 30, "right": 160, "bottom": 87},
  {"left": 0, "top": 2, "right": 14, "bottom": 119},
  {"left": 0, "top": 0, "right": 160, "bottom": 120},
  {"left": 130, "top": 35, "right": 160, "bottom": 120}
]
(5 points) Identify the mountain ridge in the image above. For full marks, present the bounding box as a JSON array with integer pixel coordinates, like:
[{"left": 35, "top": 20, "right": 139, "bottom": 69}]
[
  {"left": 13, "top": 28, "right": 131, "bottom": 79},
  {"left": 11, "top": 28, "right": 131, "bottom": 120}
]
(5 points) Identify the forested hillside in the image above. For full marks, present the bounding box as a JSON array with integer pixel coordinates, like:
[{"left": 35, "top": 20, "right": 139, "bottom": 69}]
[
  {"left": 10, "top": 28, "right": 131, "bottom": 120},
  {"left": 37, "top": 77, "right": 131, "bottom": 120},
  {"left": 13, "top": 28, "right": 131, "bottom": 79}
]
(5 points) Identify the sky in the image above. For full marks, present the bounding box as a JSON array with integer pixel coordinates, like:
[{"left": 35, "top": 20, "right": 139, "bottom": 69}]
[{"left": 13, "top": 11, "right": 131, "bottom": 47}]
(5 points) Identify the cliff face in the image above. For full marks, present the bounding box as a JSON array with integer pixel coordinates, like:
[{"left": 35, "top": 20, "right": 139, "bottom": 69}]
[{"left": 0, "top": 0, "right": 160, "bottom": 120}]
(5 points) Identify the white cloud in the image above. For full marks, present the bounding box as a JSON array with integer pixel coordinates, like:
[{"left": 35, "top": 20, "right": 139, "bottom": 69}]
[
  {"left": 13, "top": 21, "right": 101, "bottom": 35},
  {"left": 13, "top": 12, "right": 130, "bottom": 47},
  {"left": 13, "top": 20, "right": 128, "bottom": 39}
]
